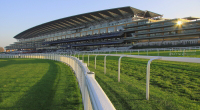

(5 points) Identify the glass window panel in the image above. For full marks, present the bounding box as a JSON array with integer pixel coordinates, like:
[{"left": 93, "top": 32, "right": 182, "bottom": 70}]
[
  {"left": 94, "top": 30, "right": 99, "bottom": 34},
  {"left": 66, "top": 35, "right": 70, "bottom": 38},
  {"left": 71, "top": 34, "right": 75, "bottom": 38},
  {"left": 81, "top": 32, "right": 86, "bottom": 36},
  {"left": 117, "top": 26, "right": 124, "bottom": 31},
  {"left": 76, "top": 33, "right": 81, "bottom": 37},
  {"left": 62, "top": 36, "right": 65, "bottom": 39},
  {"left": 108, "top": 27, "right": 115, "bottom": 33},
  {"left": 87, "top": 31, "right": 92, "bottom": 35},
  {"left": 57, "top": 36, "right": 61, "bottom": 39},
  {"left": 100, "top": 28, "right": 106, "bottom": 33}
]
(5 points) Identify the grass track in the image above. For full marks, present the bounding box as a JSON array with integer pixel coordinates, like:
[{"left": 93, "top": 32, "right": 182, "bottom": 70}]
[
  {"left": 80, "top": 55, "right": 200, "bottom": 110},
  {"left": 0, "top": 58, "right": 83, "bottom": 110}
]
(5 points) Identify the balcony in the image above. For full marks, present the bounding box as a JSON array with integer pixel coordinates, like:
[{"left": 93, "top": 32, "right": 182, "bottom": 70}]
[
  {"left": 124, "top": 23, "right": 138, "bottom": 28},
  {"left": 128, "top": 31, "right": 200, "bottom": 40}
]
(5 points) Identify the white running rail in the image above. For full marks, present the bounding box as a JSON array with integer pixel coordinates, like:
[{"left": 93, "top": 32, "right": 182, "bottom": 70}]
[{"left": 81, "top": 54, "right": 200, "bottom": 100}]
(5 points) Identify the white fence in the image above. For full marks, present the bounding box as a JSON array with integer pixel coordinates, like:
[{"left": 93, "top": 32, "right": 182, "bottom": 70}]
[
  {"left": 78, "top": 54, "right": 200, "bottom": 100},
  {"left": 0, "top": 54, "right": 116, "bottom": 110},
  {"left": 75, "top": 46, "right": 200, "bottom": 56}
]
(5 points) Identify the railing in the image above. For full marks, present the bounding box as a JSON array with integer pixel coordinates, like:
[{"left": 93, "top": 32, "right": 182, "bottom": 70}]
[
  {"left": 81, "top": 54, "right": 200, "bottom": 100},
  {"left": 78, "top": 46, "right": 200, "bottom": 56},
  {"left": 0, "top": 54, "right": 116, "bottom": 110}
]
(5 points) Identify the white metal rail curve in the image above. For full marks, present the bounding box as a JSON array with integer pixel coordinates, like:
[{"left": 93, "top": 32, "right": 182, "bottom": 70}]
[
  {"left": 83, "top": 54, "right": 200, "bottom": 100},
  {"left": 0, "top": 54, "right": 116, "bottom": 110}
]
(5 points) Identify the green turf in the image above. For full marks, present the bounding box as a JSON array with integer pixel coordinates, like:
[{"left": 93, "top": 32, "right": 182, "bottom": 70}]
[
  {"left": 0, "top": 58, "right": 83, "bottom": 110},
  {"left": 79, "top": 55, "right": 200, "bottom": 110}
]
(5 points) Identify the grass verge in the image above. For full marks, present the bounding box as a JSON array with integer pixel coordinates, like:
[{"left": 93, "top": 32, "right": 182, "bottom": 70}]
[{"left": 0, "top": 58, "right": 83, "bottom": 110}]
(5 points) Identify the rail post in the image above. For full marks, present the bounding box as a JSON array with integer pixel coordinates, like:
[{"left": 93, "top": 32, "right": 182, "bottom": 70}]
[
  {"left": 146, "top": 57, "right": 161, "bottom": 100},
  {"left": 88, "top": 54, "right": 90, "bottom": 66},
  {"left": 78, "top": 54, "right": 79, "bottom": 59},
  {"left": 82, "top": 54, "right": 84, "bottom": 63},
  {"left": 95, "top": 55, "right": 98, "bottom": 69},
  {"left": 118, "top": 55, "right": 126, "bottom": 82},
  {"left": 104, "top": 55, "right": 108, "bottom": 74}
]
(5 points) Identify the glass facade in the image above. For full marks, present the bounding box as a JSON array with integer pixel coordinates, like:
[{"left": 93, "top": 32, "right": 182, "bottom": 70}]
[
  {"left": 100, "top": 28, "right": 106, "bottom": 33},
  {"left": 62, "top": 36, "right": 65, "bottom": 39},
  {"left": 57, "top": 36, "right": 62, "bottom": 39},
  {"left": 71, "top": 34, "right": 75, "bottom": 38},
  {"left": 87, "top": 31, "right": 92, "bottom": 35},
  {"left": 94, "top": 30, "right": 99, "bottom": 34},
  {"left": 76, "top": 33, "right": 81, "bottom": 37},
  {"left": 108, "top": 27, "right": 115, "bottom": 33},
  {"left": 81, "top": 32, "right": 86, "bottom": 36},
  {"left": 66, "top": 35, "right": 70, "bottom": 38},
  {"left": 117, "top": 26, "right": 124, "bottom": 31}
]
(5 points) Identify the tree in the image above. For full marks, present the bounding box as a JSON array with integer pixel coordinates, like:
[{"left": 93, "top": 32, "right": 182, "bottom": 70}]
[{"left": 0, "top": 47, "right": 4, "bottom": 52}]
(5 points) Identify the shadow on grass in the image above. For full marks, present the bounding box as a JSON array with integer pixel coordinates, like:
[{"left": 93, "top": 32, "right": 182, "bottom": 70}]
[
  {"left": 0, "top": 91, "right": 2, "bottom": 103},
  {"left": 0, "top": 58, "right": 83, "bottom": 109},
  {"left": 0, "top": 58, "right": 48, "bottom": 68},
  {"left": 13, "top": 60, "right": 59, "bottom": 110}
]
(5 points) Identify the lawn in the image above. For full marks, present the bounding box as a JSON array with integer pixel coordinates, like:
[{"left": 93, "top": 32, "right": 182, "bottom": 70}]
[
  {"left": 79, "top": 55, "right": 200, "bottom": 110},
  {"left": 0, "top": 58, "right": 83, "bottom": 110}
]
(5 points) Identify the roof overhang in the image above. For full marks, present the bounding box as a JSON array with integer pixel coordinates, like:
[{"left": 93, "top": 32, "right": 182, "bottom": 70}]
[
  {"left": 14, "top": 6, "right": 162, "bottom": 39},
  {"left": 182, "top": 16, "right": 200, "bottom": 20}
]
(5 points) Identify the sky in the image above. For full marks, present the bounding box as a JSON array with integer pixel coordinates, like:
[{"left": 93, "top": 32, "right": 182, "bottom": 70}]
[{"left": 0, "top": 0, "right": 200, "bottom": 49}]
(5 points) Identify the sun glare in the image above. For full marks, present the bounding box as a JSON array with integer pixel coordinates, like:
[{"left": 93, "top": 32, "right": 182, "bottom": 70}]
[{"left": 177, "top": 21, "right": 182, "bottom": 25}]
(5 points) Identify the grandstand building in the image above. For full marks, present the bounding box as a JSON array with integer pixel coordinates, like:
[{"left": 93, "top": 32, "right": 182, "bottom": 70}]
[{"left": 5, "top": 6, "right": 200, "bottom": 52}]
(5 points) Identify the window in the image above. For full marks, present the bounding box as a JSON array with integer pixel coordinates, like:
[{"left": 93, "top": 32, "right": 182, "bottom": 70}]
[
  {"left": 66, "top": 35, "right": 70, "bottom": 38},
  {"left": 108, "top": 27, "right": 115, "bottom": 33},
  {"left": 54, "top": 37, "right": 58, "bottom": 40},
  {"left": 81, "top": 32, "right": 86, "bottom": 36},
  {"left": 62, "top": 36, "right": 65, "bottom": 39},
  {"left": 171, "top": 31, "right": 176, "bottom": 34},
  {"left": 150, "top": 28, "right": 162, "bottom": 32},
  {"left": 117, "top": 26, "right": 124, "bottom": 31},
  {"left": 164, "top": 32, "right": 169, "bottom": 35},
  {"left": 76, "top": 33, "right": 81, "bottom": 37},
  {"left": 127, "top": 23, "right": 136, "bottom": 27},
  {"left": 138, "top": 35, "right": 147, "bottom": 37},
  {"left": 184, "top": 29, "right": 196, "bottom": 33},
  {"left": 87, "top": 31, "right": 92, "bottom": 35},
  {"left": 57, "top": 36, "right": 62, "bottom": 40},
  {"left": 138, "top": 21, "right": 148, "bottom": 25},
  {"left": 138, "top": 26, "right": 147, "bottom": 29},
  {"left": 164, "top": 27, "right": 172, "bottom": 30},
  {"left": 150, "top": 23, "right": 161, "bottom": 27},
  {"left": 164, "top": 22, "right": 175, "bottom": 25},
  {"left": 138, "top": 30, "right": 148, "bottom": 33},
  {"left": 100, "top": 28, "right": 106, "bottom": 33},
  {"left": 94, "top": 30, "right": 99, "bottom": 34},
  {"left": 71, "top": 34, "right": 75, "bottom": 38},
  {"left": 156, "top": 33, "right": 162, "bottom": 36}
]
